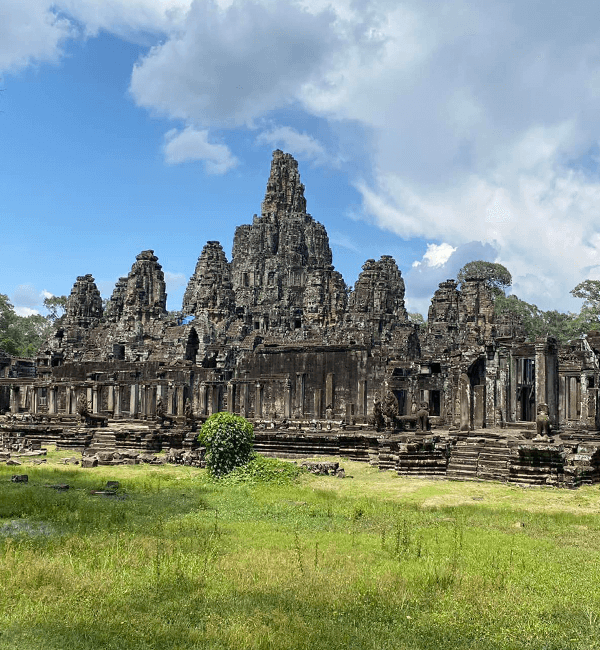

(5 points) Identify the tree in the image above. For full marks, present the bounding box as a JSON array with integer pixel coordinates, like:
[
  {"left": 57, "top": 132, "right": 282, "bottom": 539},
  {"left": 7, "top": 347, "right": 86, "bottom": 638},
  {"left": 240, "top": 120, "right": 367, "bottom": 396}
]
[
  {"left": 198, "top": 412, "right": 254, "bottom": 477},
  {"left": 43, "top": 295, "right": 68, "bottom": 322},
  {"left": 0, "top": 293, "right": 51, "bottom": 357},
  {"left": 457, "top": 261, "right": 512, "bottom": 296}
]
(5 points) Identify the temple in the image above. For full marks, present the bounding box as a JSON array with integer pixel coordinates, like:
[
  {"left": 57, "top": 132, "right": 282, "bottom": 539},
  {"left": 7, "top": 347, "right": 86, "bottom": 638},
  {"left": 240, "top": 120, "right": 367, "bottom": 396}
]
[{"left": 2, "top": 150, "right": 600, "bottom": 486}]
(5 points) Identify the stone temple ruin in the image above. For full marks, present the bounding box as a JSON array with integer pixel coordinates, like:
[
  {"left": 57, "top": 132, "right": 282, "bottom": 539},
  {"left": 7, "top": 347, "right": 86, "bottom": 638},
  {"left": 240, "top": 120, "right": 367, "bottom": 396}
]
[{"left": 2, "top": 150, "right": 600, "bottom": 486}]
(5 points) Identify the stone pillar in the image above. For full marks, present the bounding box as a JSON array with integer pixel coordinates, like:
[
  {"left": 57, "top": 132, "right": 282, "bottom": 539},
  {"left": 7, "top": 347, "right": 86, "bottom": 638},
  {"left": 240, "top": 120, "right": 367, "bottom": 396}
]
[
  {"left": 177, "top": 386, "right": 185, "bottom": 416},
  {"left": 167, "top": 386, "right": 176, "bottom": 415},
  {"left": 459, "top": 373, "right": 470, "bottom": 431},
  {"left": 31, "top": 388, "right": 38, "bottom": 414},
  {"left": 92, "top": 386, "right": 99, "bottom": 414},
  {"left": 357, "top": 380, "right": 367, "bottom": 418},
  {"left": 48, "top": 387, "right": 57, "bottom": 414},
  {"left": 107, "top": 385, "right": 114, "bottom": 414},
  {"left": 558, "top": 375, "right": 566, "bottom": 425},
  {"left": 255, "top": 384, "right": 263, "bottom": 419},
  {"left": 569, "top": 376, "right": 579, "bottom": 421},
  {"left": 485, "top": 359, "right": 497, "bottom": 428},
  {"left": 473, "top": 385, "right": 485, "bottom": 429},
  {"left": 284, "top": 378, "right": 292, "bottom": 418},
  {"left": 199, "top": 382, "right": 207, "bottom": 415},
  {"left": 211, "top": 385, "right": 220, "bottom": 415},
  {"left": 240, "top": 383, "right": 249, "bottom": 418},
  {"left": 227, "top": 382, "right": 235, "bottom": 413},
  {"left": 10, "top": 386, "right": 19, "bottom": 414},
  {"left": 65, "top": 386, "right": 72, "bottom": 414},
  {"left": 546, "top": 343, "right": 558, "bottom": 425},
  {"left": 325, "top": 373, "right": 334, "bottom": 411},
  {"left": 535, "top": 341, "right": 547, "bottom": 418},
  {"left": 130, "top": 384, "right": 139, "bottom": 418},
  {"left": 295, "top": 373, "right": 305, "bottom": 416},
  {"left": 113, "top": 385, "right": 122, "bottom": 418},
  {"left": 314, "top": 388, "right": 323, "bottom": 419},
  {"left": 581, "top": 373, "right": 589, "bottom": 424},
  {"left": 509, "top": 355, "right": 517, "bottom": 423}
]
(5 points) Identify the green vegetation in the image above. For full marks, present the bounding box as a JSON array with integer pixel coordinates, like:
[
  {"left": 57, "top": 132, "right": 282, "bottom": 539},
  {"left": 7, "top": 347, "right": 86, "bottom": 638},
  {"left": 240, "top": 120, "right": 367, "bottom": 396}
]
[
  {"left": 0, "top": 294, "right": 50, "bottom": 357},
  {"left": 2, "top": 453, "right": 600, "bottom": 649},
  {"left": 457, "top": 260, "right": 512, "bottom": 296},
  {"left": 198, "top": 412, "right": 255, "bottom": 477}
]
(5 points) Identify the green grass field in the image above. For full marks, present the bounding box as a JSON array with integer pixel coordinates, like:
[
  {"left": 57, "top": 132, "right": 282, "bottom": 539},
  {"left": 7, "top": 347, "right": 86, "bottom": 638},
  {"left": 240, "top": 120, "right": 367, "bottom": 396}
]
[{"left": 1, "top": 451, "right": 600, "bottom": 650}]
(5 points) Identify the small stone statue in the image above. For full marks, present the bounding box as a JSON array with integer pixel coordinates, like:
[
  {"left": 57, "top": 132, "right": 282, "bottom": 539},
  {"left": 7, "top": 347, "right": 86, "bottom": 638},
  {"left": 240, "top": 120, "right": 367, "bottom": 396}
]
[
  {"left": 325, "top": 404, "right": 333, "bottom": 420},
  {"left": 156, "top": 396, "right": 165, "bottom": 420},
  {"left": 184, "top": 398, "right": 195, "bottom": 426},
  {"left": 536, "top": 403, "right": 551, "bottom": 437},
  {"left": 383, "top": 391, "right": 399, "bottom": 430},
  {"left": 416, "top": 401, "right": 429, "bottom": 432},
  {"left": 370, "top": 397, "right": 385, "bottom": 432}
]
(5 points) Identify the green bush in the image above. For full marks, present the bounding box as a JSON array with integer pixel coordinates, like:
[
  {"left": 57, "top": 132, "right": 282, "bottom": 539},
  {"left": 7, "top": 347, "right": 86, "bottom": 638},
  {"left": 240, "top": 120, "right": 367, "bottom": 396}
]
[
  {"left": 197, "top": 412, "right": 254, "bottom": 477},
  {"left": 219, "top": 454, "right": 306, "bottom": 485}
]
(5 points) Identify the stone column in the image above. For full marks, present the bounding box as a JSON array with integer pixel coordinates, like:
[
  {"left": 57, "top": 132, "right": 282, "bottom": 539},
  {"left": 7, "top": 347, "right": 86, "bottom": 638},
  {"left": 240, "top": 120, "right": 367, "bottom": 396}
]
[
  {"left": 240, "top": 383, "right": 249, "bottom": 418},
  {"left": 314, "top": 388, "right": 323, "bottom": 419},
  {"left": 92, "top": 386, "right": 99, "bottom": 414},
  {"left": 107, "top": 385, "right": 114, "bottom": 414},
  {"left": 569, "top": 376, "right": 579, "bottom": 421},
  {"left": 227, "top": 382, "right": 235, "bottom": 413},
  {"left": 211, "top": 385, "right": 220, "bottom": 415},
  {"left": 199, "top": 382, "right": 207, "bottom": 415},
  {"left": 357, "top": 380, "right": 367, "bottom": 418},
  {"left": 295, "top": 373, "right": 305, "bottom": 416},
  {"left": 167, "top": 386, "right": 176, "bottom": 415},
  {"left": 558, "top": 375, "right": 566, "bottom": 425},
  {"left": 535, "top": 341, "right": 547, "bottom": 417},
  {"left": 283, "top": 378, "right": 292, "bottom": 418},
  {"left": 130, "top": 384, "right": 139, "bottom": 418},
  {"left": 65, "top": 386, "right": 72, "bottom": 414},
  {"left": 255, "top": 383, "right": 263, "bottom": 419},
  {"left": 10, "top": 386, "right": 19, "bottom": 414},
  {"left": 509, "top": 355, "right": 517, "bottom": 423},
  {"left": 48, "top": 387, "right": 57, "bottom": 414},
  {"left": 113, "top": 385, "right": 122, "bottom": 418},
  {"left": 325, "top": 373, "right": 334, "bottom": 411},
  {"left": 31, "top": 388, "right": 38, "bottom": 414},
  {"left": 581, "top": 372, "right": 589, "bottom": 424},
  {"left": 459, "top": 373, "right": 470, "bottom": 431},
  {"left": 485, "top": 358, "right": 497, "bottom": 428},
  {"left": 177, "top": 386, "right": 185, "bottom": 416}
]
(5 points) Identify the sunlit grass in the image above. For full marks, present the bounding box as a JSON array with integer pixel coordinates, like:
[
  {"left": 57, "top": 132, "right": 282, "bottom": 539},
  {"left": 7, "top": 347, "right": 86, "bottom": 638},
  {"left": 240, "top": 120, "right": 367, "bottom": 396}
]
[{"left": 1, "top": 452, "right": 600, "bottom": 649}]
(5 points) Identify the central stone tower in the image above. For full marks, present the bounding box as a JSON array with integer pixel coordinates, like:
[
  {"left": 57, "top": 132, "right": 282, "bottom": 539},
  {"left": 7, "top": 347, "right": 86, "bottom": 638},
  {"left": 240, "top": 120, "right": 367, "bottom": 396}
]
[{"left": 231, "top": 150, "right": 346, "bottom": 334}]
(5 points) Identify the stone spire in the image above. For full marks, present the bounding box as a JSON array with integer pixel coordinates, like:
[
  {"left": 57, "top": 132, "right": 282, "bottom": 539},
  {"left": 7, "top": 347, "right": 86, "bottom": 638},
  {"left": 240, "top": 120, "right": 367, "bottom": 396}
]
[
  {"left": 65, "top": 274, "right": 103, "bottom": 327},
  {"left": 261, "top": 149, "right": 307, "bottom": 219},
  {"left": 118, "top": 250, "right": 167, "bottom": 323},
  {"left": 182, "top": 241, "right": 235, "bottom": 322},
  {"left": 231, "top": 151, "right": 338, "bottom": 333}
]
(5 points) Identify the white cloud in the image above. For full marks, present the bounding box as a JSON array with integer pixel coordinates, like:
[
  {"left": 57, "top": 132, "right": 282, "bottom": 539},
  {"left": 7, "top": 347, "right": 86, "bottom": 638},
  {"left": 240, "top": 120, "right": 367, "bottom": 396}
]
[
  {"left": 164, "top": 127, "right": 238, "bottom": 174},
  {"left": 412, "top": 243, "right": 457, "bottom": 269},
  {"left": 0, "top": 0, "right": 74, "bottom": 73},
  {"left": 256, "top": 126, "right": 328, "bottom": 164},
  {"left": 14, "top": 306, "right": 40, "bottom": 317},
  {"left": 129, "top": 0, "right": 347, "bottom": 128},
  {"left": 164, "top": 271, "right": 187, "bottom": 289}
]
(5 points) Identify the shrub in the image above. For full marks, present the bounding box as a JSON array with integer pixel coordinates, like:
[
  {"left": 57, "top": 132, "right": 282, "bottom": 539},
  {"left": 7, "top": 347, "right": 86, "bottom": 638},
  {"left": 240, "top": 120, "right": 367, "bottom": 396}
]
[
  {"left": 197, "top": 412, "right": 254, "bottom": 477},
  {"left": 219, "top": 454, "right": 306, "bottom": 485}
]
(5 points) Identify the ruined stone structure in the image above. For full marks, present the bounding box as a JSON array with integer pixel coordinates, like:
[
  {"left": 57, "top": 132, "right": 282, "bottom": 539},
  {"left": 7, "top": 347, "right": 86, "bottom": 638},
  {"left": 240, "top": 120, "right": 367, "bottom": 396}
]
[{"left": 3, "top": 150, "right": 600, "bottom": 486}]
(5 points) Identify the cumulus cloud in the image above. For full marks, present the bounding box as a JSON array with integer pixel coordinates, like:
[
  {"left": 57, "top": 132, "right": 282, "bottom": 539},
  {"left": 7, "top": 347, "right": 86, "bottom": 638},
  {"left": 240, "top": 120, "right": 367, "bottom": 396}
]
[
  {"left": 0, "top": 0, "right": 74, "bottom": 73},
  {"left": 256, "top": 126, "right": 328, "bottom": 164},
  {"left": 412, "top": 243, "right": 457, "bottom": 269},
  {"left": 164, "top": 127, "right": 238, "bottom": 173},
  {"left": 129, "top": 0, "right": 347, "bottom": 127}
]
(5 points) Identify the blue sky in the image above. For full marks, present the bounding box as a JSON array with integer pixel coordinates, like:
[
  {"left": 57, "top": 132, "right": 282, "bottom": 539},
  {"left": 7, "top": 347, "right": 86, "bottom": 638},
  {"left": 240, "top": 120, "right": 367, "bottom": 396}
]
[{"left": 3, "top": 0, "right": 600, "bottom": 318}]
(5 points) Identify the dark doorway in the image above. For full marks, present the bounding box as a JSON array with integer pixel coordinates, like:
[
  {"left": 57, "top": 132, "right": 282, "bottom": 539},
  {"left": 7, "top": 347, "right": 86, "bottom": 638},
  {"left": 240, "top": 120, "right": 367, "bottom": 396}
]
[
  {"left": 393, "top": 389, "right": 407, "bottom": 415},
  {"left": 430, "top": 390, "right": 441, "bottom": 416},
  {"left": 517, "top": 358, "right": 535, "bottom": 421},
  {"left": 185, "top": 329, "right": 200, "bottom": 363}
]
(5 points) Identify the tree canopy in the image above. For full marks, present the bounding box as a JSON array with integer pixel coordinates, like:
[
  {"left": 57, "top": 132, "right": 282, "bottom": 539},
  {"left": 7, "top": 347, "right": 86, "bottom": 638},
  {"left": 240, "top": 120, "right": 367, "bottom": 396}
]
[
  {"left": 0, "top": 294, "right": 50, "bottom": 357},
  {"left": 457, "top": 261, "right": 512, "bottom": 296},
  {"left": 43, "top": 295, "right": 68, "bottom": 322}
]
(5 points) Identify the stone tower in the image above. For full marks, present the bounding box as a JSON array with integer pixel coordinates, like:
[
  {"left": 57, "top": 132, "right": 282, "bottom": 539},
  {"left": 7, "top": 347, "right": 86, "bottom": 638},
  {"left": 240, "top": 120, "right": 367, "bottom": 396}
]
[{"left": 230, "top": 150, "right": 345, "bottom": 333}]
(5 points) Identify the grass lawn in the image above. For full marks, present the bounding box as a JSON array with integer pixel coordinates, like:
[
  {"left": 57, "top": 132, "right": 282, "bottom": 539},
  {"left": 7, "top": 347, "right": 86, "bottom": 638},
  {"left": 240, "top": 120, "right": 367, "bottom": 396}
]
[{"left": 1, "top": 451, "right": 600, "bottom": 649}]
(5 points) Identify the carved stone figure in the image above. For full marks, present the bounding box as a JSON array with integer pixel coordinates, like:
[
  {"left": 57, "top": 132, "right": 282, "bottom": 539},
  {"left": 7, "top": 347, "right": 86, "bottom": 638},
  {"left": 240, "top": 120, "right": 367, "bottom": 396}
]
[
  {"left": 416, "top": 401, "right": 430, "bottom": 432},
  {"left": 370, "top": 397, "right": 385, "bottom": 431},
  {"left": 536, "top": 403, "right": 551, "bottom": 437},
  {"left": 383, "top": 391, "right": 399, "bottom": 429}
]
